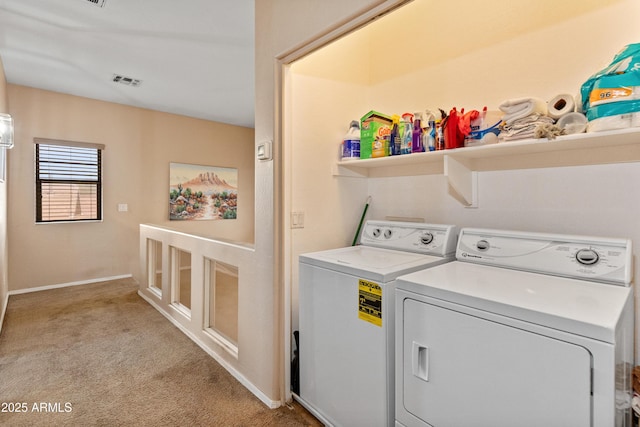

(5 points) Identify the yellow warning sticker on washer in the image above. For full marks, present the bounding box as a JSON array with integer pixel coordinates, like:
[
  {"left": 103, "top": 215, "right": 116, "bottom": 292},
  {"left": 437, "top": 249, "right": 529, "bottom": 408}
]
[{"left": 358, "top": 279, "right": 382, "bottom": 327}]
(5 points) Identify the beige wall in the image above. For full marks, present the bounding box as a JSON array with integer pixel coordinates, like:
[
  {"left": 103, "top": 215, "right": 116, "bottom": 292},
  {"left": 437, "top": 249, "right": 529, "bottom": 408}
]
[
  {"left": 0, "top": 57, "right": 8, "bottom": 328},
  {"left": 7, "top": 85, "right": 254, "bottom": 292}
]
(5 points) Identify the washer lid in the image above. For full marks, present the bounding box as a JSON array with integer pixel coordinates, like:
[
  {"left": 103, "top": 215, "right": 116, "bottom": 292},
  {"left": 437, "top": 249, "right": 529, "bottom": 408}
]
[
  {"left": 396, "top": 261, "right": 631, "bottom": 343},
  {"left": 299, "top": 245, "right": 452, "bottom": 283}
]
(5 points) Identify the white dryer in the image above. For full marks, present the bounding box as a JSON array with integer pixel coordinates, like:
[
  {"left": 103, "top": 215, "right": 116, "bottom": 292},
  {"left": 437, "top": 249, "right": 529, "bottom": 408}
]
[
  {"left": 395, "top": 228, "right": 634, "bottom": 427},
  {"left": 298, "top": 220, "right": 458, "bottom": 427}
]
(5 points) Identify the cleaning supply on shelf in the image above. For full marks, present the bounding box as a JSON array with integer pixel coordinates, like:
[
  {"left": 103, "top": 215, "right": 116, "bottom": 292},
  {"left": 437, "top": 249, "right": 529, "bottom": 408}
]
[
  {"left": 360, "top": 111, "right": 392, "bottom": 159},
  {"left": 423, "top": 110, "right": 437, "bottom": 151},
  {"left": 458, "top": 108, "right": 480, "bottom": 136},
  {"left": 412, "top": 112, "right": 424, "bottom": 153},
  {"left": 421, "top": 121, "right": 430, "bottom": 152},
  {"left": 435, "top": 121, "right": 444, "bottom": 150},
  {"left": 444, "top": 107, "right": 465, "bottom": 149},
  {"left": 435, "top": 109, "right": 446, "bottom": 150},
  {"left": 427, "top": 122, "right": 436, "bottom": 151},
  {"left": 580, "top": 43, "right": 640, "bottom": 132},
  {"left": 401, "top": 113, "right": 413, "bottom": 154},
  {"left": 463, "top": 107, "right": 502, "bottom": 147},
  {"left": 341, "top": 120, "right": 360, "bottom": 160},
  {"left": 390, "top": 115, "right": 401, "bottom": 156}
]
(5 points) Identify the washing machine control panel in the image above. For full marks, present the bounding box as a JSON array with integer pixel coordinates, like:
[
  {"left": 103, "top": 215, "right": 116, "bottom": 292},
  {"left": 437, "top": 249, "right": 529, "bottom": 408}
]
[
  {"left": 457, "top": 228, "right": 632, "bottom": 285},
  {"left": 360, "top": 220, "right": 457, "bottom": 257}
]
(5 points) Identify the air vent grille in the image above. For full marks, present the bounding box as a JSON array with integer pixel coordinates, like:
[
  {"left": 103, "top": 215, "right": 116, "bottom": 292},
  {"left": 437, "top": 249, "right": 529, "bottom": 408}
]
[
  {"left": 112, "top": 74, "right": 142, "bottom": 87},
  {"left": 85, "top": 0, "right": 107, "bottom": 7}
]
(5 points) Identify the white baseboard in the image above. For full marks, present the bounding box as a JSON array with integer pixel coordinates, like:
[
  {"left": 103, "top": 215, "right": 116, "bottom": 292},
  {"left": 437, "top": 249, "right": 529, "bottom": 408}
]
[
  {"left": 8, "top": 274, "right": 134, "bottom": 296},
  {"left": 137, "top": 290, "right": 281, "bottom": 409},
  {"left": 0, "top": 292, "right": 8, "bottom": 334}
]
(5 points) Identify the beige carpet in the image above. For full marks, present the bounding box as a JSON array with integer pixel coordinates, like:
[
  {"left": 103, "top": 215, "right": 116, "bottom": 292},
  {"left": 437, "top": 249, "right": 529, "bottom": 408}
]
[{"left": 0, "top": 278, "right": 320, "bottom": 426}]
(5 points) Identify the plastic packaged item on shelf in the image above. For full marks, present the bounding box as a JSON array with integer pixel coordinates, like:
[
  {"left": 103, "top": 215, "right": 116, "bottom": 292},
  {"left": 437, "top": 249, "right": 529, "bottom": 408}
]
[
  {"left": 587, "top": 114, "right": 633, "bottom": 132},
  {"left": 581, "top": 43, "right": 640, "bottom": 131},
  {"left": 400, "top": 113, "right": 413, "bottom": 155},
  {"left": 341, "top": 120, "right": 360, "bottom": 160},
  {"left": 360, "top": 111, "right": 392, "bottom": 159},
  {"left": 464, "top": 108, "right": 502, "bottom": 147},
  {"left": 556, "top": 112, "right": 587, "bottom": 134}
]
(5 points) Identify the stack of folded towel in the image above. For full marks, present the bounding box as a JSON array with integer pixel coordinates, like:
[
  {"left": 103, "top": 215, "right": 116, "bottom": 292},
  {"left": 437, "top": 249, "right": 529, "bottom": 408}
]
[{"left": 498, "top": 97, "right": 554, "bottom": 141}]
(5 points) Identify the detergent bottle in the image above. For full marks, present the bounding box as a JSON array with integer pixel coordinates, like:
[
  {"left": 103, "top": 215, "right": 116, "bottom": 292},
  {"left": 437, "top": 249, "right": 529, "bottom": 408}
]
[
  {"left": 412, "top": 112, "right": 423, "bottom": 153},
  {"left": 435, "top": 119, "right": 444, "bottom": 150},
  {"left": 389, "top": 115, "right": 401, "bottom": 156},
  {"left": 341, "top": 120, "right": 360, "bottom": 160},
  {"left": 401, "top": 113, "right": 413, "bottom": 155},
  {"left": 424, "top": 110, "right": 437, "bottom": 151}
]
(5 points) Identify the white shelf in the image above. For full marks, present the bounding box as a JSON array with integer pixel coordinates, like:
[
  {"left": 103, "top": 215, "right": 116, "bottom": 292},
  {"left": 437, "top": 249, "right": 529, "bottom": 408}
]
[{"left": 334, "top": 127, "right": 640, "bottom": 206}]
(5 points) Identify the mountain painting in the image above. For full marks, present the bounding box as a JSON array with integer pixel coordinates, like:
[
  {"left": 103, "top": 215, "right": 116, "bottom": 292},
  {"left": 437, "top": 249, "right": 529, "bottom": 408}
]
[{"left": 169, "top": 162, "right": 238, "bottom": 221}]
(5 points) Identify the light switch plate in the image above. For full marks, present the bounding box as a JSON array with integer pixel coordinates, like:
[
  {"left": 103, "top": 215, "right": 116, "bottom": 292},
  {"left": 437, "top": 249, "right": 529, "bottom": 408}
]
[
  {"left": 291, "top": 211, "right": 304, "bottom": 229},
  {"left": 257, "top": 140, "right": 272, "bottom": 161}
]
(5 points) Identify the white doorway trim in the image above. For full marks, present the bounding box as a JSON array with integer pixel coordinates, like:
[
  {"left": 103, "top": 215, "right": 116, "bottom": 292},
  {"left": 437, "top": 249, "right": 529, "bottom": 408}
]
[{"left": 274, "top": 0, "right": 412, "bottom": 404}]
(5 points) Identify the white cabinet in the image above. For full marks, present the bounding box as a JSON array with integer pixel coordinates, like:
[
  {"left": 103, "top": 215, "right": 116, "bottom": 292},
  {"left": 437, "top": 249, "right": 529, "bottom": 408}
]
[{"left": 335, "top": 127, "right": 640, "bottom": 206}]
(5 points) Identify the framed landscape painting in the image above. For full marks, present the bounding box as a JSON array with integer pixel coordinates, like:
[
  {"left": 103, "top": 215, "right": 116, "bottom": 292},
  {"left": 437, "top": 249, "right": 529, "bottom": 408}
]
[{"left": 169, "top": 162, "right": 238, "bottom": 221}]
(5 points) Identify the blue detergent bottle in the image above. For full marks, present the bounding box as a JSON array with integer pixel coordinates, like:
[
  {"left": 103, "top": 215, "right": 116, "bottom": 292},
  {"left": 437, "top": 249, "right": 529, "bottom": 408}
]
[
  {"left": 424, "top": 110, "right": 437, "bottom": 151},
  {"left": 341, "top": 120, "right": 360, "bottom": 160},
  {"left": 401, "top": 113, "right": 413, "bottom": 155}
]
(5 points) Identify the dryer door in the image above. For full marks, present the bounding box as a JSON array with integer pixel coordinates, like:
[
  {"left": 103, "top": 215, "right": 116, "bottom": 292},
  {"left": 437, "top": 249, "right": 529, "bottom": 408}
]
[{"left": 399, "top": 298, "right": 592, "bottom": 427}]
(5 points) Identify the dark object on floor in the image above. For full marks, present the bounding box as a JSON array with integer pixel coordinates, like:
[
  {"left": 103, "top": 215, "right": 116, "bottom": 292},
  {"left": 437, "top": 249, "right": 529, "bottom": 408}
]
[{"left": 291, "top": 330, "right": 300, "bottom": 395}]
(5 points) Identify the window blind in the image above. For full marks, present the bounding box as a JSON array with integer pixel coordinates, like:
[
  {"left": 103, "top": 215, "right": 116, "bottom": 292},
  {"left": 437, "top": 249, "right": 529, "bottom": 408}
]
[{"left": 35, "top": 140, "right": 103, "bottom": 223}]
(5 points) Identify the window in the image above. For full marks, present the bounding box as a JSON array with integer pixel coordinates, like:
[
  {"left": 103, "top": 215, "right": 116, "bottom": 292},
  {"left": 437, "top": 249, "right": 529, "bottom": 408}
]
[
  {"left": 204, "top": 258, "right": 238, "bottom": 350},
  {"left": 35, "top": 138, "right": 104, "bottom": 223}
]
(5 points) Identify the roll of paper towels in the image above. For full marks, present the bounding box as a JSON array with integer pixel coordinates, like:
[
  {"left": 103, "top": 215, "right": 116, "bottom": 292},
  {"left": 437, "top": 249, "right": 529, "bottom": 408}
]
[{"left": 547, "top": 94, "right": 576, "bottom": 119}]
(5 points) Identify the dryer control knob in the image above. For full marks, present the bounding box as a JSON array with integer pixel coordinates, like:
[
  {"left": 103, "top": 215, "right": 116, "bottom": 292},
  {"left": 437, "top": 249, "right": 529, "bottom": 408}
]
[
  {"left": 420, "top": 232, "right": 434, "bottom": 245},
  {"left": 372, "top": 228, "right": 381, "bottom": 238},
  {"left": 384, "top": 229, "right": 393, "bottom": 239},
  {"left": 576, "top": 248, "right": 599, "bottom": 265},
  {"left": 476, "top": 240, "right": 490, "bottom": 251}
]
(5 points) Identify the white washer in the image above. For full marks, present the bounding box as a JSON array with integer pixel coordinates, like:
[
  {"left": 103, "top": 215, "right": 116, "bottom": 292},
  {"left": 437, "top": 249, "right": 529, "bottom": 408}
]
[
  {"left": 395, "top": 228, "right": 634, "bottom": 427},
  {"left": 297, "top": 220, "right": 458, "bottom": 427}
]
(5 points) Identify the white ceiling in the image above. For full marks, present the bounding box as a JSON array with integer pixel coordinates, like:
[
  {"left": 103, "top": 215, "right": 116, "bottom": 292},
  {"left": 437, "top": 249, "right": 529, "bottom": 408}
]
[{"left": 0, "top": 0, "right": 255, "bottom": 128}]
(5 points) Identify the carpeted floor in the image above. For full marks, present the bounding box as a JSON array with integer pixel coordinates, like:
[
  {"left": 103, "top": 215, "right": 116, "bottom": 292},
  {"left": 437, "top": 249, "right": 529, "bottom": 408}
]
[{"left": 0, "top": 278, "right": 320, "bottom": 426}]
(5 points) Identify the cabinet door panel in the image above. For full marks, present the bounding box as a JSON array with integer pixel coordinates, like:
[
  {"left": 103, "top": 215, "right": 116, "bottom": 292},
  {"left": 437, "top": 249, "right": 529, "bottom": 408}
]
[{"left": 401, "top": 299, "right": 591, "bottom": 427}]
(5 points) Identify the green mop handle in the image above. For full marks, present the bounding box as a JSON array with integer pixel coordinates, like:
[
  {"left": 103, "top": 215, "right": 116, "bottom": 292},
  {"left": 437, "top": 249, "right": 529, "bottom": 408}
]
[{"left": 352, "top": 196, "right": 371, "bottom": 246}]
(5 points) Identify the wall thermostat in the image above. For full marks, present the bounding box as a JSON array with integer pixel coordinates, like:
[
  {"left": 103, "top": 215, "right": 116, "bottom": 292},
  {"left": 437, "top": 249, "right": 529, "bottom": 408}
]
[{"left": 257, "top": 140, "right": 272, "bottom": 161}]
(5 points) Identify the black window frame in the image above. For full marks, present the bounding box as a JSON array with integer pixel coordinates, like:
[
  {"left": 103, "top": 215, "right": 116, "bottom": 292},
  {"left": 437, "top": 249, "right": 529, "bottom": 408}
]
[{"left": 35, "top": 139, "right": 103, "bottom": 223}]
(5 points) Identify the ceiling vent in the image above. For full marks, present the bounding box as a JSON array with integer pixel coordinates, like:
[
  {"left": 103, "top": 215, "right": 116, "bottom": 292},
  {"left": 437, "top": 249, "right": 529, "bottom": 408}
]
[
  {"left": 85, "top": 0, "right": 107, "bottom": 7},
  {"left": 112, "top": 74, "right": 142, "bottom": 87}
]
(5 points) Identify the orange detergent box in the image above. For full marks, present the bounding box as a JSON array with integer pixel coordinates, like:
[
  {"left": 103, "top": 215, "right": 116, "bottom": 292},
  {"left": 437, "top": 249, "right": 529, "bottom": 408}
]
[{"left": 360, "top": 111, "right": 392, "bottom": 158}]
